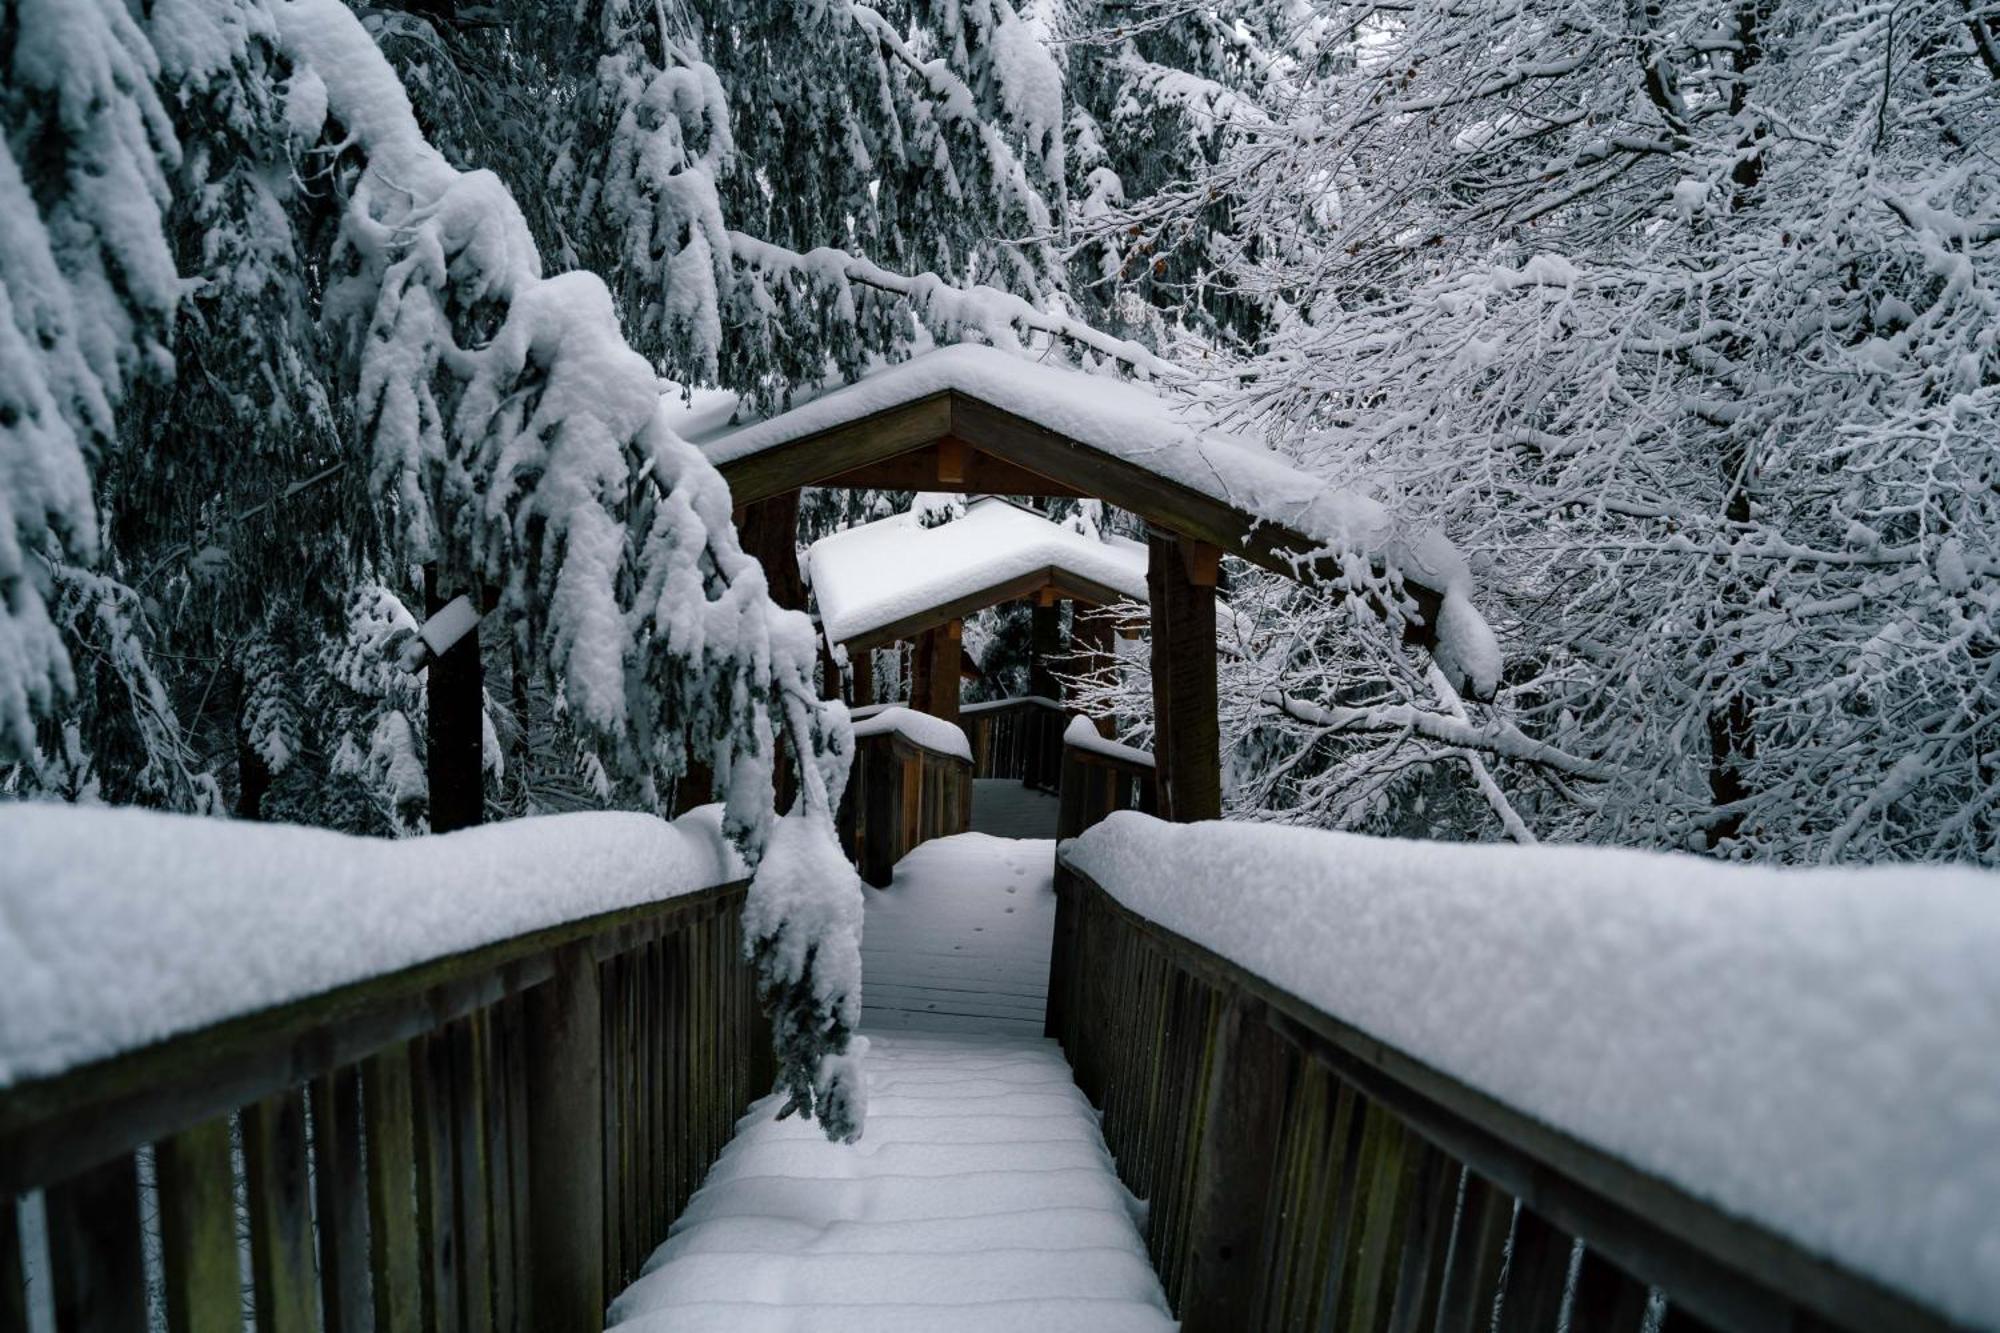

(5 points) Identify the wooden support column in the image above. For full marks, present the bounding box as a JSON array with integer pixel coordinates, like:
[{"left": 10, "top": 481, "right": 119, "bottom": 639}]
[
  {"left": 1147, "top": 530, "right": 1222, "bottom": 822},
  {"left": 735, "top": 490, "right": 803, "bottom": 810},
  {"left": 907, "top": 634, "right": 932, "bottom": 713},
  {"left": 1028, "top": 592, "right": 1062, "bottom": 702},
  {"left": 734, "top": 490, "right": 806, "bottom": 612},
  {"left": 426, "top": 567, "right": 484, "bottom": 834},
  {"left": 929, "top": 621, "right": 962, "bottom": 727},
  {"left": 850, "top": 647, "right": 874, "bottom": 707}
]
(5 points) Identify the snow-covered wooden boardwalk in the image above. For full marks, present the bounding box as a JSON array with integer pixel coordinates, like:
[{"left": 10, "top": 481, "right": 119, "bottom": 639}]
[{"left": 605, "top": 832, "right": 1173, "bottom": 1331}]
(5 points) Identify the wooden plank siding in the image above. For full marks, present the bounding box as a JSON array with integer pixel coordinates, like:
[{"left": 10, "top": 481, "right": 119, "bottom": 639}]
[
  {"left": 1047, "top": 855, "right": 1969, "bottom": 1333},
  {"left": 836, "top": 726, "right": 973, "bottom": 886},
  {"left": 0, "top": 880, "right": 768, "bottom": 1333}
]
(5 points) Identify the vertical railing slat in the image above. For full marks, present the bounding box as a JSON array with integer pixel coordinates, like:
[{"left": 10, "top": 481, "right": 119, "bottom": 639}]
[
  {"left": 243, "top": 1089, "right": 321, "bottom": 1333},
  {"left": 310, "top": 1067, "right": 372, "bottom": 1333},
  {"left": 45, "top": 1154, "right": 146, "bottom": 1333},
  {"left": 450, "top": 1019, "right": 493, "bottom": 1333},
  {"left": 365, "top": 1042, "right": 424, "bottom": 1333},
  {"left": 412, "top": 1032, "right": 461, "bottom": 1333},
  {"left": 1434, "top": 1173, "right": 1513, "bottom": 1333},
  {"left": 526, "top": 943, "right": 604, "bottom": 1333},
  {"left": 156, "top": 1115, "right": 238, "bottom": 1333}
]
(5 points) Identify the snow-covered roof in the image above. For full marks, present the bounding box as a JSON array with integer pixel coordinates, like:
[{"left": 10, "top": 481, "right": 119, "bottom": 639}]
[
  {"left": 809, "top": 497, "right": 1148, "bottom": 650},
  {"left": 693, "top": 344, "right": 1500, "bottom": 698}
]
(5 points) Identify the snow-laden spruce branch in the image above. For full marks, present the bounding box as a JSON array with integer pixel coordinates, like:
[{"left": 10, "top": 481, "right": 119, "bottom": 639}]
[
  {"left": 276, "top": 0, "right": 865, "bottom": 1138},
  {"left": 728, "top": 232, "right": 1175, "bottom": 378}
]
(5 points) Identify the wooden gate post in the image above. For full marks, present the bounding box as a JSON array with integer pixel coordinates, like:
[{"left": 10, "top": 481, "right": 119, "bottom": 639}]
[{"left": 525, "top": 945, "right": 603, "bottom": 1332}]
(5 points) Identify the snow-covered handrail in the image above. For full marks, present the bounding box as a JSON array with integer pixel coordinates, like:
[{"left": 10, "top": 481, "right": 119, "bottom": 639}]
[
  {"left": 1050, "top": 815, "right": 2000, "bottom": 1333},
  {"left": 840, "top": 708, "right": 973, "bottom": 884},
  {"left": 0, "top": 803, "right": 766, "bottom": 1330}
]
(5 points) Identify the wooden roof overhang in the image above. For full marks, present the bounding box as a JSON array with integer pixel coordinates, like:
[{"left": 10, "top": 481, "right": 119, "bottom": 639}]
[
  {"left": 835, "top": 564, "right": 1137, "bottom": 655},
  {"left": 714, "top": 388, "right": 1452, "bottom": 640}
]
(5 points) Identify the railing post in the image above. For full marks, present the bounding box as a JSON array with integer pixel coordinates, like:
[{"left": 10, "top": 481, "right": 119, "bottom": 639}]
[
  {"left": 1057, "top": 745, "right": 1089, "bottom": 841},
  {"left": 526, "top": 943, "right": 603, "bottom": 1333}
]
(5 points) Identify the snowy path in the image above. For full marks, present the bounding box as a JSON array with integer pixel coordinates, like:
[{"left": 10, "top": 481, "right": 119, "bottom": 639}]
[
  {"left": 860, "top": 832, "right": 1055, "bottom": 1036},
  {"left": 969, "top": 776, "right": 1060, "bottom": 838},
  {"left": 606, "top": 834, "right": 1173, "bottom": 1332}
]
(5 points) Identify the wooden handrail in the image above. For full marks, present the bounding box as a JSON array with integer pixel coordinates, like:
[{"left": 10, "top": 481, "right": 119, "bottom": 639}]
[
  {"left": 1, "top": 877, "right": 768, "bottom": 1332},
  {"left": 1056, "top": 726, "right": 1156, "bottom": 839},
  {"left": 962, "top": 694, "right": 1068, "bottom": 790},
  {"left": 1045, "top": 854, "right": 1963, "bottom": 1333}
]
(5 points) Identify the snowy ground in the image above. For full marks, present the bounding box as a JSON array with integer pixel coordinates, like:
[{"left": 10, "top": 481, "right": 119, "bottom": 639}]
[
  {"left": 608, "top": 833, "right": 1172, "bottom": 1332},
  {"left": 860, "top": 830, "right": 1055, "bottom": 1037}
]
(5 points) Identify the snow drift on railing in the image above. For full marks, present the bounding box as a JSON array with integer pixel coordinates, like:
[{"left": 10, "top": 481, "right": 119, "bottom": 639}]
[
  {"left": 1062, "top": 814, "right": 2000, "bottom": 1329},
  {"left": 1062, "top": 715, "right": 1153, "bottom": 769},
  {"left": 849, "top": 705, "right": 973, "bottom": 764},
  {"left": 0, "top": 804, "right": 746, "bottom": 1090}
]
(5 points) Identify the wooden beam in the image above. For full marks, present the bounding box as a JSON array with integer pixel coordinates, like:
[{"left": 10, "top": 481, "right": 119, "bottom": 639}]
[
  {"left": 839, "top": 565, "right": 1136, "bottom": 654},
  {"left": 815, "top": 446, "right": 1086, "bottom": 498},
  {"left": 936, "top": 437, "right": 968, "bottom": 485},
  {"left": 1149, "top": 530, "right": 1221, "bottom": 822},
  {"left": 719, "top": 394, "right": 952, "bottom": 508},
  {"left": 1181, "top": 540, "right": 1221, "bottom": 588}
]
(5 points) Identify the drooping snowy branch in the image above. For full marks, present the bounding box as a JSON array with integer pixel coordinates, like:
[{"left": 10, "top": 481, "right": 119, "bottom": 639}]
[{"left": 277, "top": 0, "right": 865, "bottom": 1136}]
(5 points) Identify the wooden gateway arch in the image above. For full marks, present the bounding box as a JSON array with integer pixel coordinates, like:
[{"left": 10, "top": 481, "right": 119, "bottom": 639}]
[{"left": 701, "top": 343, "right": 1500, "bottom": 824}]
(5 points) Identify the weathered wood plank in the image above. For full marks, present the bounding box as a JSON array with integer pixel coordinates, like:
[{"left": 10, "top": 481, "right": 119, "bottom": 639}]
[
  {"left": 1432, "top": 1172, "right": 1513, "bottom": 1333},
  {"left": 244, "top": 1089, "right": 320, "bottom": 1333},
  {"left": 449, "top": 1021, "right": 493, "bottom": 1332},
  {"left": 525, "top": 944, "right": 603, "bottom": 1333},
  {"left": 45, "top": 1153, "right": 146, "bottom": 1333},
  {"left": 309, "top": 1068, "right": 371, "bottom": 1333},
  {"left": 411, "top": 1033, "right": 461, "bottom": 1333},
  {"left": 365, "top": 1043, "right": 424, "bottom": 1333},
  {"left": 155, "top": 1115, "right": 238, "bottom": 1333},
  {"left": 1178, "top": 997, "right": 1289, "bottom": 1331}
]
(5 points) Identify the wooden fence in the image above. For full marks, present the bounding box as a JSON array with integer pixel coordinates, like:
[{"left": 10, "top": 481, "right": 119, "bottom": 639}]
[
  {"left": 1057, "top": 729, "right": 1157, "bottom": 840},
  {"left": 1045, "top": 855, "right": 1956, "bottom": 1333},
  {"left": 837, "top": 727, "right": 972, "bottom": 887},
  {"left": 0, "top": 880, "right": 768, "bottom": 1333},
  {"left": 962, "top": 696, "right": 1066, "bottom": 791}
]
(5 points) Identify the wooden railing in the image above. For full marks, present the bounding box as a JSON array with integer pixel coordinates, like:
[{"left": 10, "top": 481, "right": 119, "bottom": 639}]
[
  {"left": 1046, "top": 854, "right": 1954, "bottom": 1333},
  {"left": 962, "top": 695, "right": 1066, "bottom": 790},
  {"left": 1057, "top": 723, "right": 1156, "bottom": 840},
  {"left": 0, "top": 880, "right": 767, "bottom": 1333},
  {"left": 838, "top": 718, "right": 972, "bottom": 887}
]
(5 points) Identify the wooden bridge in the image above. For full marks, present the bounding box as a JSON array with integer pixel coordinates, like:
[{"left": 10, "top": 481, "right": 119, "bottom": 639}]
[{"left": 2, "top": 346, "right": 1991, "bottom": 1332}]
